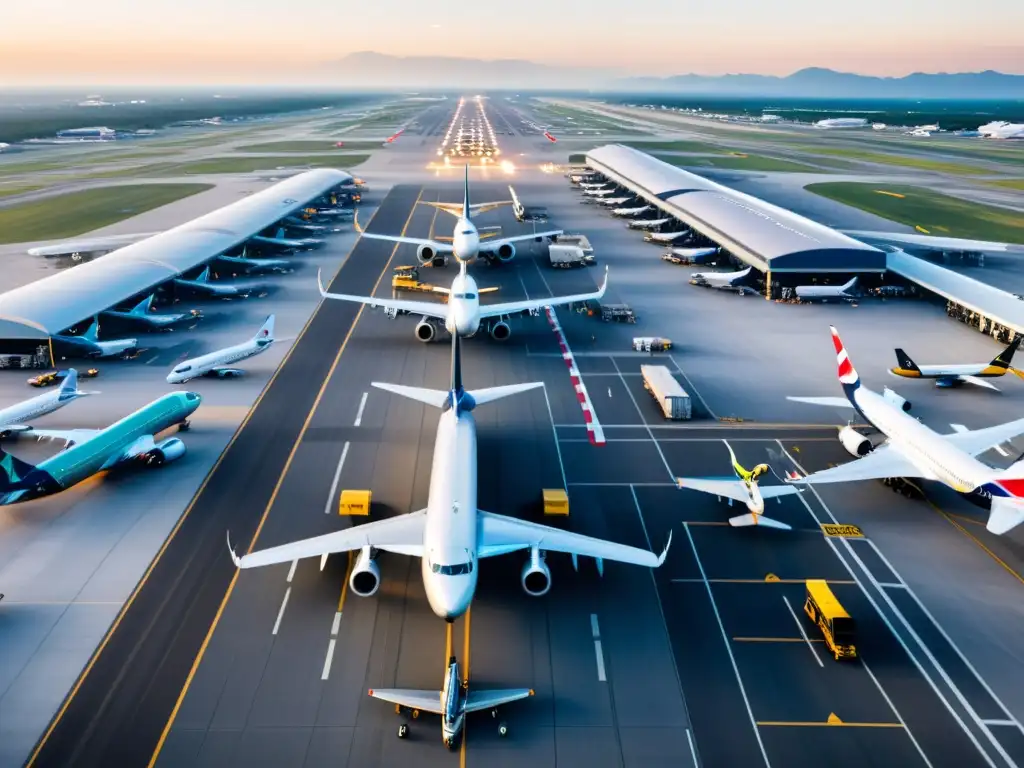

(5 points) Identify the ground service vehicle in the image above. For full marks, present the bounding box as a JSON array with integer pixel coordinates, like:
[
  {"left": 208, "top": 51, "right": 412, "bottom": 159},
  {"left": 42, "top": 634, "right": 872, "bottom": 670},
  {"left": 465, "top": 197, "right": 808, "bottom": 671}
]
[
  {"left": 804, "top": 579, "right": 857, "bottom": 661},
  {"left": 549, "top": 244, "right": 596, "bottom": 268},
  {"left": 553, "top": 234, "right": 594, "bottom": 255},
  {"left": 543, "top": 489, "right": 569, "bottom": 516},
  {"left": 633, "top": 337, "right": 672, "bottom": 352},
  {"left": 28, "top": 368, "right": 99, "bottom": 387},
  {"left": 339, "top": 490, "right": 372, "bottom": 516},
  {"left": 601, "top": 304, "right": 637, "bottom": 323},
  {"left": 641, "top": 365, "right": 691, "bottom": 420}
]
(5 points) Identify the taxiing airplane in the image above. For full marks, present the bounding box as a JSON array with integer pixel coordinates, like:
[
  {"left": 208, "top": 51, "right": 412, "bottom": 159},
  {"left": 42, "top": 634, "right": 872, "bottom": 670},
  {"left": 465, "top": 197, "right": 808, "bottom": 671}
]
[
  {"left": 229, "top": 333, "right": 669, "bottom": 620},
  {"left": 795, "top": 277, "right": 858, "bottom": 301},
  {"left": 359, "top": 166, "right": 561, "bottom": 266},
  {"left": 0, "top": 391, "right": 201, "bottom": 505},
  {"left": 628, "top": 217, "right": 671, "bottom": 231},
  {"left": 676, "top": 440, "right": 796, "bottom": 529},
  {"left": 0, "top": 370, "right": 95, "bottom": 437},
  {"left": 371, "top": 655, "right": 532, "bottom": 750},
  {"left": 889, "top": 336, "right": 1022, "bottom": 390},
  {"left": 103, "top": 295, "right": 199, "bottom": 330},
  {"left": 691, "top": 266, "right": 752, "bottom": 290},
  {"left": 787, "top": 327, "right": 1024, "bottom": 534},
  {"left": 167, "top": 315, "right": 278, "bottom": 383}
]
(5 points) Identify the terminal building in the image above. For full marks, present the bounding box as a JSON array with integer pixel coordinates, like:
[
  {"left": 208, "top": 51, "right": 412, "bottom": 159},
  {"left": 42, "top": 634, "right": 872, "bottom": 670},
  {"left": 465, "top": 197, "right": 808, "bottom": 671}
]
[{"left": 583, "top": 144, "right": 1024, "bottom": 341}]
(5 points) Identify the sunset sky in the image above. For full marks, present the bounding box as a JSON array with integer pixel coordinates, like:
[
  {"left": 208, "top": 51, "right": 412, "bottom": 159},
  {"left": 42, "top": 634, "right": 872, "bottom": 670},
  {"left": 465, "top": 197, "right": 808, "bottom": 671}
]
[{"left": 3, "top": 0, "right": 1023, "bottom": 85}]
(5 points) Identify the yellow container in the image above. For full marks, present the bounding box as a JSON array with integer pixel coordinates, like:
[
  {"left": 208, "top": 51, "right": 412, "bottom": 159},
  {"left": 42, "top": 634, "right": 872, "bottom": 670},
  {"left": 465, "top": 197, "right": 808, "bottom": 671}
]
[
  {"left": 543, "top": 489, "right": 569, "bottom": 516},
  {"left": 339, "top": 490, "right": 372, "bottom": 516}
]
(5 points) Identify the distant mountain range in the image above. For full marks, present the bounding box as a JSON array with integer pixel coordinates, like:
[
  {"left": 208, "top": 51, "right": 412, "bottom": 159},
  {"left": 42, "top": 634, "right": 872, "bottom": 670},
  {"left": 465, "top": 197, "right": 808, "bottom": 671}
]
[{"left": 331, "top": 53, "right": 1024, "bottom": 98}]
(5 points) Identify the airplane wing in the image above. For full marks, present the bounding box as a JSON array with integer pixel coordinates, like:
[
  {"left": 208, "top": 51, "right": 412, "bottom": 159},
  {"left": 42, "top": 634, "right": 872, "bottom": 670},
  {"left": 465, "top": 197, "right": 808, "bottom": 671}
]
[
  {"left": 942, "top": 416, "right": 1024, "bottom": 457},
  {"left": 477, "top": 510, "right": 670, "bottom": 566},
  {"left": 368, "top": 688, "right": 444, "bottom": 715},
  {"left": 464, "top": 688, "right": 534, "bottom": 714},
  {"left": 760, "top": 485, "right": 801, "bottom": 499},
  {"left": 229, "top": 511, "right": 427, "bottom": 569},
  {"left": 479, "top": 266, "right": 608, "bottom": 319},
  {"left": 675, "top": 477, "right": 751, "bottom": 503},
  {"left": 958, "top": 375, "right": 1000, "bottom": 391},
  {"left": 787, "top": 444, "right": 931, "bottom": 485},
  {"left": 317, "top": 270, "right": 448, "bottom": 320},
  {"left": 481, "top": 229, "right": 564, "bottom": 252},
  {"left": 786, "top": 396, "right": 855, "bottom": 408},
  {"left": 22, "top": 427, "right": 102, "bottom": 447},
  {"left": 359, "top": 232, "right": 454, "bottom": 253}
]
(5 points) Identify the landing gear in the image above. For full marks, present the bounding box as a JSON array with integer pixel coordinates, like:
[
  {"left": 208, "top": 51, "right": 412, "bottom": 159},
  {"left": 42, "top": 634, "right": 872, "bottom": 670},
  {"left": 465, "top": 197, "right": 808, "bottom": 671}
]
[
  {"left": 178, "top": 420, "right": 191, "bottom": 432},
  {"left": 882, "top": 476, "right": 923, "bottom": 499},
  {"left": 490, "top": 708, "right": 509, "bottom": 737}
]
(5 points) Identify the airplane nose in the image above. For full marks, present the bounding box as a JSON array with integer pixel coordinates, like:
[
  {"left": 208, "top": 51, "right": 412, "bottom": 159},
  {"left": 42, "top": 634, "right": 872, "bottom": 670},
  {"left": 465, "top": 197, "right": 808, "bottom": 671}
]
[{"left": 429, "top": 576, "right": 473, "bottom": 621}]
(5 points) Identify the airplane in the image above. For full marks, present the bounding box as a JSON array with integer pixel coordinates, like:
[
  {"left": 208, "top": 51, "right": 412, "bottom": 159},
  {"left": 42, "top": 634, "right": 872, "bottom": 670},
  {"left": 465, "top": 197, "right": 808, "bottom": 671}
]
[
  {"left": 251, "top": 227, "right": 324, "bottom": 251},
  {"left": 318, "top": 264, "right": 608, "bottom": 343},
  {"left": 597, "top": 197, "right": 631, "bottom": 207},
  {"left": 216, "top": 252, "right": 293, "bottom": 275},
  {"left": 0, "top": 370, "right": 96, "bottom": 438},
  {"left": 103, "top": 295, "right": 199, "bottom": 330},
  {"left": 583, "top": 188, "right": 618, "bottom": 198},
  {"left": 889, "top": 336, "right": 1023, "bottom": 390},
  {"left": 228, "top": 333, "right": 669, "bottom": 621},
  {"left": 675, "top": 440, "right": 797, "bottom": 529},
  {"left": 508, "top": 186, "right": 547, "bottom": 223},
  {"left": 644, "top": 230, "right": 690, "bottom": 244},
  {"left": 787, "top": 327, "right": 1024, "bottom": 535},
  {"left": 612, "top": 205, "right": 651, "bottom": 217},
  {"left": 667, "top": 247, "right": 719, "bottom": 264},
  {"left": 628, "top": 217, "right": 671, "bottom": 231},
  {"left": 358, "top": 166, "right": 561, "bottom": 266},
  {"left": 173, "top": 267, "right": 248, "bottom": 298},
  {"left": 690, "top": 266, "right": 752, "bottom": 290},
  {"left": 0, "top": 391, "right": 201, "bottom": 505},
  {"left": 795, "top": 277, "right": 858, "bottom": 301},
  {"left": 27, "top": 232, "right": 160, "bottom": 258},
  {"left": 371, "top": 654, "right": 532, "bottom": 749},
  {"left": 167, "top": 315, "right": 278, "bottom": 383},
  {"left": 578, "top": 182, "right": 611, "bottom": 190}
]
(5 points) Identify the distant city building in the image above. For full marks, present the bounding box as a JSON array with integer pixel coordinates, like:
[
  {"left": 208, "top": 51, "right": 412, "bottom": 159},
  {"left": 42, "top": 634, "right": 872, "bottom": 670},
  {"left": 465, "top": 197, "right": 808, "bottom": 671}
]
[{"left": 56, "top": 126, "right": 116, "bottom": 139}]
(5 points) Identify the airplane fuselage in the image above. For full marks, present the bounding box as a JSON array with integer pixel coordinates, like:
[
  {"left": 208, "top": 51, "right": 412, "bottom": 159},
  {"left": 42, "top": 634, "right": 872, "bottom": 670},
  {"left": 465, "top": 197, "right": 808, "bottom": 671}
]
[
  {"left": 446, "top": 269, "right": 482, "bottom": 336},
  {"left": 891, "top": 362, "right": 1003, "bottom": 380},
  {"left": 452, "top": 217, "right": 481, "bottom": 264},
  {"left": 168, "top": 338, "right": 271, "bottom": 383},
  {"left": 0, "top": 389, "right": 80, "bottom": 429}
]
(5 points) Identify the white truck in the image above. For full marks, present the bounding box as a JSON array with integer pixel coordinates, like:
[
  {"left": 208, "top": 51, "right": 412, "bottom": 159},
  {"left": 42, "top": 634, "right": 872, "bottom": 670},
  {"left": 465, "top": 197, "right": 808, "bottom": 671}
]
[
  {"left": 549, "top": 243, "right": 596, "bottom": 268},
  {"left": 552, "top": 234, "right": 593, "bottom": 254},
  {"left": 641, "top": 365, "right": 692, "bottom": 420}
]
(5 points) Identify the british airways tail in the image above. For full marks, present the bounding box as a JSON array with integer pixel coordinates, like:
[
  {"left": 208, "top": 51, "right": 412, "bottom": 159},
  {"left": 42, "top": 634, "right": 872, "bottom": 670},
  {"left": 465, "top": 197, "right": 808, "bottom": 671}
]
[
  {"left": 831, "top": 326, "right": 861, "bottom": 400},
  {"left": 371, "top": 333, "right": 542, "bottom": 414}
]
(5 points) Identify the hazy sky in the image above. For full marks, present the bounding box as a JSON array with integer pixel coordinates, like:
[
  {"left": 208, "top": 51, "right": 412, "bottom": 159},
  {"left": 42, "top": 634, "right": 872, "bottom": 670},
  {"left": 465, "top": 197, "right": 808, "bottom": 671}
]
[{"left": 3, "top": 0, "right": 1023, "bottom": 85}]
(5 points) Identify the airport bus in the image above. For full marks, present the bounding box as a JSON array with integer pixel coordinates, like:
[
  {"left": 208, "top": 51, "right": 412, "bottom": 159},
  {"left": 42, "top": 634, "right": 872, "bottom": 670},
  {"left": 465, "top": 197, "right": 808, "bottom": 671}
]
[{"left": 804, "top": 580, "right": 857, "bottom": 661}]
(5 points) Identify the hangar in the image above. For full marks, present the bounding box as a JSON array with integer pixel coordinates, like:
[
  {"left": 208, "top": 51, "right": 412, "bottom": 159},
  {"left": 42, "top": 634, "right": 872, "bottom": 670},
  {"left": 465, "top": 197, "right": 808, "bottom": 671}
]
[
  {"left": 585, "top": 144, "right": 886, "bottom": 275},
  {"left": 0, "top": 168, "right": 351, "bottom": 363}
]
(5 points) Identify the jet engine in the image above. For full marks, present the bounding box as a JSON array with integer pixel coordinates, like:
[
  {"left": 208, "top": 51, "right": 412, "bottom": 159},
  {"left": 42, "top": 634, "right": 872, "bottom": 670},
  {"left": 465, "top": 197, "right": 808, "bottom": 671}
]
[
  {"left": 145, "top": 437, "right": 186, "bottom": 466},
  {"left": 416, "top": 244, "right": 436, "bottom": 265},
  {"left": 521, "top": 545, "right": 551, "bottom": 597},
  {"left": 495, "top": 243, "right": 515, "bottom": 262},
  {"left": 489, "top": 321, "right": 511, "bottom": 341},
  {"left": 415, "top": 319, "right": 437, "bottom": 343},
  {"left": 882, "top": 386, "right": 911, "bottom": 412},
  {"left": 838, "top": 426, "right": 872, "bottom": 457},
  {"left": 349, "top": 546, "right": 381, "bottom": 597}
]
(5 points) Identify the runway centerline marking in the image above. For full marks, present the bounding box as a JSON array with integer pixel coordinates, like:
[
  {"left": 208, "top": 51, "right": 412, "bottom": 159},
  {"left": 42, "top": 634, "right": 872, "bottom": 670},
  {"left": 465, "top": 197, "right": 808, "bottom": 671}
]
[
  {"left": 271, "top": 587, "right": 291, "bottom": 636},
  {"left": 542, "top": 386, "right": 568, "bottom": 492},
  {"left": 668, "top": 354, "right": 718, "bottom": 420},
  {"left": 286, "top": 559, "right": 298, "bottom": 583},
  {"left": 323, "top": 441, "right": 351, "bottom": 514},
  {"left": 354, "top": 392, "right": 368, "bottom": 427},
  {"left": 591, "top": 613, "right": 607, "bottom": 682},
  {"left": 321, "top": 640, "right": 338, "bottom": 680},
  {"left": 862, "top": 656, "right": 935, "bottom": 767},
  {"left": 612, "top": 357, "right": 673, "bottom": 480},
  {"left": 734, "top": 636, "right": 824, "bottom": 643},
  {"left": 781, "top": 595, "right": 823, "bottom": 668}
]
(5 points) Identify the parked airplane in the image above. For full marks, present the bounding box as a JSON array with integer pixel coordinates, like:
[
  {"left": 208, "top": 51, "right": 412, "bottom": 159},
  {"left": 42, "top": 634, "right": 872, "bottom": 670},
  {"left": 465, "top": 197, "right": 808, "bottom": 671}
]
[
  {"left": 583, "top": 188, "right": 617, "bottom": 197},
  {"left": 167, "top": 315, "right": 278, "bottom": 383},
  {"left": 0, "top": 370, "right": 95, "bottom": 437},
  {"left": 0, "top": 391, "right": 201, "bottom": 505},
  {"left": 578, "top": 182, "right": 611, "bottom": 190},
  {"left": 359, "top": 166, "right": 561, "bottom": 266},
  {"left": 612, "top": 205, "right": 651, "bottom": 217},
  {"left": 28, "top": 232, "right": 160, "bottom": 258},
  {"left": 318, "top": 265, "right": 608, "bottom": 342},
  {"left": 644, "top": 230, "right": 690, "bottom": 244},
  {"left": 56, "top": 320, "right": 138, "bottom": 359},
  {"left": 628, "top": 217, "right": 671, "bottom": 231},
  {"left": 795, "top": 277, "right": 858, "bottom": 301},
  {"left": 216, "top": 252, "right": 293, "bottom": 275},
  {"left": 691, "top": 266, "right": 752, "bottom": 290},
  {"left": 251, "top": 227, "right": 324, "bottom": 251},
  {"left": 787, "top": 327, "right": 1024, "bottom": 534},
  {"left": 668, "top": 247, "right": 719, "bottom": 264},
  {"left": 103, "top": 295, "right": 199, "bottom": 330},
  {"left": 229, "top": 333, "right": 669, "bottom": 620},
  {"left": 889, "top": 336, "right": 1022, "bottom": 390},
  {"left": 597, "top": 197, "right": 631, "bottom": 207},
  {"left": 676, "top": 440, "right": 796, "bottom": 529},
  {"left": 371, "top": 655, "right": 532, "bottom": 749},
  {"left": 173, "top": 267, "right": 248, "bottom": 298}
]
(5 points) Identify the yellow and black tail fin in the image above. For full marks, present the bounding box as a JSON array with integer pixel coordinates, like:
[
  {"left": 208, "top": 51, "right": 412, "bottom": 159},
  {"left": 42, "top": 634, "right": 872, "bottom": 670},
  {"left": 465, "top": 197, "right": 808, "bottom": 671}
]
[
  {"left": 894, "top": 348, "right": 920, "bottom": 374},
  {"left": 990, "top": 335, "right": 1021, "bottom": 370}
]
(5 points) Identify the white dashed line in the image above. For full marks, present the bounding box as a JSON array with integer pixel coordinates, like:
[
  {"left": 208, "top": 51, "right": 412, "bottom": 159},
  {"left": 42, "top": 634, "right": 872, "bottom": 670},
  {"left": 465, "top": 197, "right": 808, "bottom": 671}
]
[
  {"left": 354, "top": 392, "right": 368, "bottom": 427},
  {"left": 272, "top": 588, "right": 291, "bottom": 636}
]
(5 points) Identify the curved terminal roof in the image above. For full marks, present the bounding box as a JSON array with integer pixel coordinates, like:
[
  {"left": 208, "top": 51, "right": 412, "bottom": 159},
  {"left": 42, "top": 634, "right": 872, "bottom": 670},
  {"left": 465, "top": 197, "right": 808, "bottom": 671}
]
[
  {"left": 585, "top": 144, "right": 885, "bottom": 273},
  {"left": 0, "top": 169, "right": 350, "bottom": 340}
]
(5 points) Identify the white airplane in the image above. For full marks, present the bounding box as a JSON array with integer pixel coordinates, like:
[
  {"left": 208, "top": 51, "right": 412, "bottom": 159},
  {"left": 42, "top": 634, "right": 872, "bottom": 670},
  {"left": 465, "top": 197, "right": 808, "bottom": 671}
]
[
  {"left": 228, "top": 333, "right": 670, "bottom": 620},
  {"left": 612, "top": 205, "right": 651, "bottom": 217},
  {"left": 676, "top": 441, "right": 797, "bottom": 529},
  {"left": 103, "top": 294, "right": 199, "bottom": 329},
  {"left": 668, "top": 247, "right": 719, "bottom": 263},
  {"left": 628, "top": 217, "right": 671, "bottom": 231},
  {"left": 371, "top": 655, "right": 532, "bottom": 749},
  {"left": 597, "top": 197, "right": 631, "bottom": 207},
  {"left": 583, "top": 188, "right": 617, "bottom": 197},
  {"left": 890, "top": 336, "right": 1022, "bottom": 390},
  {"left": 172, "top": 267, "right": 247, "bottom": 298},
  {"left": 787, "top": 326, "right": 1024, "bottom": 535},
  {"left": 644, "top": 230, "right": 690, "bottom": 244},
  {"left": 0, "top": 370, "right": 95, "bottom": 437},
  {"left": 167, "top": 315, "right": 277, "bottom": 383},
  {"left": 359, "top": 166, "right": 561, "bottom": 266},
  {"left": 577, "top": 182, "right": 610, "bottom": 190},
  {"left": 316, "top": 261, "right": 607, "bottom": 343},
  {"left": 795, "top": 277, "right": 858, "bottom": 301},
  {"left": 690, "top": 266, "right": 752, "bottom": 289},
  {"left": 27, "top": 232, "right": 160, "bottom": 258},
  {"left": 56, "top": 319, "right": 138, "bottom": 359}
]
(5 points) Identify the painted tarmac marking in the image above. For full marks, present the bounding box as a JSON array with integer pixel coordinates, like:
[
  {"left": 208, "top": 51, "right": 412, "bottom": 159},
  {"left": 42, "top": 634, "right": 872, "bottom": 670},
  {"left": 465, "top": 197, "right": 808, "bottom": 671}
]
[
  {"left": 331, "top": 611, "right": 342, "bottom": 637},
  {"left": 782, "top": 595, "right": 823, "bottom": 668},
  {"left": 321, "top": 639, "right": 337, "bottom": 680},
  {"left": 545, "top": 306, "right": 605, "bottom": 445},
  {"left": 323, "top": 441, "right": 351, "bottom": 514},
  {"left": 353, "top": 392, "right": 368, "bottom": 427},
  {"left": 669, "top": 354, "right": 718, "bottom": 420},
  {"left": 780, "top": 442, "right": 1005, "bottom": 768},
  {"left": 734, "top": 636, "right": 824, "bottom": 643},
  {"left": 927, "top": 496, "right": 1024, "bottom": 588},
  {"left": 757, "top": 720, "right": 903, "bottom": 728},
  {"left": 684, "top": 522, "right": 772, "bottom": 767},
  {"left": 612, "top": 356, "right": 673, "bottom": 479},
  {"left": 271, "top": 588, "right": 291, "bottom": 636},
  {"left": 686, "top": 728, "right": 699, "bottom": 768},
  {"left": 541, "top": 386, "right": 568, "bottom": 493},
  {"left": 671, "top": 578, "right": 856, "bottom": 585},
  {"left": 286, "top": 559, "right": 298, "bottom": 583},
  {"left": 590, "top": 613, "right": 607, "bottom": 681},
  {"left": 862, "top": 657, "right": 935, "bottom": 767}
]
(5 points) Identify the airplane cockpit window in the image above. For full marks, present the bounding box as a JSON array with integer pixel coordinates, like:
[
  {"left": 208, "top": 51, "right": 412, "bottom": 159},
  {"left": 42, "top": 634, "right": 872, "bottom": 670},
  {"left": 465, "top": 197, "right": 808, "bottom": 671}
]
[
  {"left": 174, "top": 365, "right": 192, "bottom": 374},
  {"left": 461, "top": 229, "right": 474, "bottom": 235},
  {"left": 452, "top": 292, "right": 477, "bottom": 300},
  {"left": 185, "top": 392, "right": 200, "bottom": 401},
  {"left": 431, "top": 561, "right": 474, "bottom": 575}
]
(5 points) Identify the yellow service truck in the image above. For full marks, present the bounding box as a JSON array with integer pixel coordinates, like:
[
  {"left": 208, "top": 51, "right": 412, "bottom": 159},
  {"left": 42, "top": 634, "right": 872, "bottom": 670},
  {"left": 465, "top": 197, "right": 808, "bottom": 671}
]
[{"left": 804, "top": 579, "right": 857, "bottom": 661}]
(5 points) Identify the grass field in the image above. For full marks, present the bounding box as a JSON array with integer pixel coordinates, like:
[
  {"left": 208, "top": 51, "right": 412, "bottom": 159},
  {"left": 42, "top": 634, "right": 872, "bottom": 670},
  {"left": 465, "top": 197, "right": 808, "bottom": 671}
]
[
  {"left": 0, "top": 184, "right": 42, "bottom": 198},
  {"left": 795, "top": 146, "right": 993, "bottom": 175},
  {"left": 805, "top": 182, "right": 1024, "bottom": 243},
  {"left": 625, "top": 140, "right": 732, "bottom": 154},
  {"left": 988, "top": 179, "right": 1024, "bottom": 190},
  {"left": 134, "top": 154, "right": 371, "bottom": 176},
  {"left": 234, "top": 140, "right": 382, "bottom": 153},
  {"left": 655, "top": 153, "right": 824, "bottom": 173},
  {"left": 0, "top": 183, "right": 212, "bottom": 244}
]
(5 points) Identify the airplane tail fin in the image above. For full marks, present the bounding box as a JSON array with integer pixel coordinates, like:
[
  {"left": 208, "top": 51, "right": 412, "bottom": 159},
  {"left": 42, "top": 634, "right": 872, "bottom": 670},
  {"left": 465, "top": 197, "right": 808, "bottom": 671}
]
[
  {"left": 830, "top": 326, "right": 860, "bottom": 396},
  {"left": 254, "top": 314, "right": 275, "bottom": 341},
  {"left": 894, "top": 348, "right": 921, "bottom": 374},
  {"left": 987, "top": 497, "right": 1024, "bottom": 535},
  {"left": 989, "top": 335, "right": 1021, "bottom": 371},
  {"left": 58, "top": 369, "right": 78, "bottom": 399},
  {"left": 131, "top": 295, "right": 154, "bottom": 316},
  {"left": 723, "top": 440, "right": 747, "bottom": 480},
  {"left": 842, "top": 277, "right": 858, "bottom": 292},
  {"left": 275, "top": 226, "right": 286, "bottom": 240},
  {"left": 0, "top": 442, "right": 41, "bottom": 493},
  {"left": 82, "top": 319, "right": 100, "bottom": 343},
  {"left": 462, "top": 165, "right": 471, "bottom": 219},
  {"left": 197, "top": 267, "right": 211, "bottom": 283}
]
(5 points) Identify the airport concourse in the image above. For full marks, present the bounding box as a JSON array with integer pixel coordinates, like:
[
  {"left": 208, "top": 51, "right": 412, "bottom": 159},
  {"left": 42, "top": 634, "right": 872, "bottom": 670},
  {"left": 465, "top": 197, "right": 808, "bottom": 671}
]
[{"left": 2, "top": 92, "right": 1024, "bottom": 768}]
